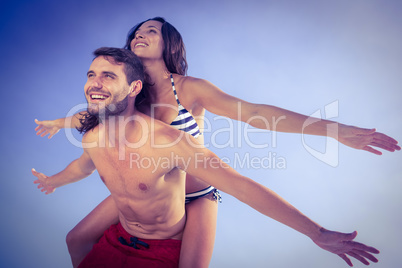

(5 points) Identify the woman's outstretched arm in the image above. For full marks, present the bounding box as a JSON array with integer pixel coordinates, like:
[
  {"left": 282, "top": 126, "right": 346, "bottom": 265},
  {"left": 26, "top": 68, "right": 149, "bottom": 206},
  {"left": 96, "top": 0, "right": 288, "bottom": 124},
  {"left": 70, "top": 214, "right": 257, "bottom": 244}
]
[
  {"left": 35, "top": 112, "right": 85, "bottom": 138},
  {"left": 188, "top": 77, "right": 400, "bottom": 155}
]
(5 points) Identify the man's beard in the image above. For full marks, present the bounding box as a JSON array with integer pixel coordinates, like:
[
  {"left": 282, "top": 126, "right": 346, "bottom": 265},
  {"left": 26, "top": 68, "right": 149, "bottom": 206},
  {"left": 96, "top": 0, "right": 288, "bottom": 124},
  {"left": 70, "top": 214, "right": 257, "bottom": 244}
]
[{"left": 87, "top": 95, "right": 129, "bottom": 119}]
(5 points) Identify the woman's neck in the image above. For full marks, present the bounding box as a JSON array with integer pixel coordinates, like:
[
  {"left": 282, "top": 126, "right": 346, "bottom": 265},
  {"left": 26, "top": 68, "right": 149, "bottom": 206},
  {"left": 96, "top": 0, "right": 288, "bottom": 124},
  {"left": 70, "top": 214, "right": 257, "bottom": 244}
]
[{"left": 142, "top": 59, "right": 172, "bottom": 97}]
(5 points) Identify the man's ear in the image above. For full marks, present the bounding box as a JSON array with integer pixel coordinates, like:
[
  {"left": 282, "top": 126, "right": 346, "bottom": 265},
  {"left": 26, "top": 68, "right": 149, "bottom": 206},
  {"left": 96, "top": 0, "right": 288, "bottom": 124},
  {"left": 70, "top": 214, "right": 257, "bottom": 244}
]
[{"left": 128, "top": 80, "right": 143, "bottom": 97}]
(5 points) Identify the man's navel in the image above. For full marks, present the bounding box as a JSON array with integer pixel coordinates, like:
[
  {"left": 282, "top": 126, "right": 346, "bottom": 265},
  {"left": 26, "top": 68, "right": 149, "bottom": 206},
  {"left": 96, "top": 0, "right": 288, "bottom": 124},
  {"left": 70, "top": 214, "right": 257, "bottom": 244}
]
[{"left": 138, "top": 183, "right": 148, "bottom": 192}]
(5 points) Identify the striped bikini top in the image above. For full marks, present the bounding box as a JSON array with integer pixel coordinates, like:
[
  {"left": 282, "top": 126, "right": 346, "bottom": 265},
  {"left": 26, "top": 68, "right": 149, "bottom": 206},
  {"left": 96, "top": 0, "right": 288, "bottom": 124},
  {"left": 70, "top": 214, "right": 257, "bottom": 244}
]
[{"left": 169, "top": 74, "right": 201, "bottom": 138}]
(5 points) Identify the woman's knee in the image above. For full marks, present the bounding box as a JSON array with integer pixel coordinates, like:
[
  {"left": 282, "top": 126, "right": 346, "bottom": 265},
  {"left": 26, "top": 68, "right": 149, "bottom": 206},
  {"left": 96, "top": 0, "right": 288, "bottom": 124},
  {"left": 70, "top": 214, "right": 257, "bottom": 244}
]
[{"left": 66, "top": 227, "right": 81, "bottom": 250}]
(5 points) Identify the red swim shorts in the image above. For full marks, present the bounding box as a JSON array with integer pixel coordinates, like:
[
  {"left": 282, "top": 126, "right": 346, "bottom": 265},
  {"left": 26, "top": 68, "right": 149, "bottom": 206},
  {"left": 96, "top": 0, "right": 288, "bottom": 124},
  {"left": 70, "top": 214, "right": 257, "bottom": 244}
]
[{"left": 78, "top": 223, "right": 181, "bottom": 268}]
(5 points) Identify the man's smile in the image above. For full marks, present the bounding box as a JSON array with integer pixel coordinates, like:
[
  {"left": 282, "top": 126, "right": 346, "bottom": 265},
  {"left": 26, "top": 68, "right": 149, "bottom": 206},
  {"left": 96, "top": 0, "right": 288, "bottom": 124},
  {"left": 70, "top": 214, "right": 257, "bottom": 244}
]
[{"left": 90, "top": 94, "right": 109, "bottom": 100}]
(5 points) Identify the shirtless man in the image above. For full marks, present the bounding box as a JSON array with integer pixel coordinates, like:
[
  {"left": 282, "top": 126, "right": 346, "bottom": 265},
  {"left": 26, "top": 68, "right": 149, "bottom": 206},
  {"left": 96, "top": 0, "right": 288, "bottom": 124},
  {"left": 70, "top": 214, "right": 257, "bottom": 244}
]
[{"left": 32, "top": 47, "right": 379, "bottom": 267}]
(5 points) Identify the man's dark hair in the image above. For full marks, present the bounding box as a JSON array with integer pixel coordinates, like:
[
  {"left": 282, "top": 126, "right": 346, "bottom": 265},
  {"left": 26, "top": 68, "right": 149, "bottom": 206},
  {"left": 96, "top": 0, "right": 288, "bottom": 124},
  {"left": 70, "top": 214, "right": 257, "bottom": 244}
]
[
  {"left": 124, "top": 17, "right": 188, "bottom": 75},
  {"left": 94, "top": 47, "right": 145, "bottom": 85},
  {"left": 77, "top": 47, "right": 149, "bottom": 134}
]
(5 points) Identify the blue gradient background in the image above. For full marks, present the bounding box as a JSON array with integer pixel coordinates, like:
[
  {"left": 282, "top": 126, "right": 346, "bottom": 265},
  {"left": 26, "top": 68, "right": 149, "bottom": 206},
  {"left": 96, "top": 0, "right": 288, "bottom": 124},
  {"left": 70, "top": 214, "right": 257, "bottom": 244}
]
[{"left": 1, "top": 0, "right": 401, "bottom": 267}]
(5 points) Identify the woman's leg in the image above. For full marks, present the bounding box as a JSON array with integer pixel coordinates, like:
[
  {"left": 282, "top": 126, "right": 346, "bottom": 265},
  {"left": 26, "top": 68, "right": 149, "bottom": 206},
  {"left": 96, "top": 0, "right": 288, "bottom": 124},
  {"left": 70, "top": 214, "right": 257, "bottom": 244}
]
[
  {"left": 180, "top": 176, "right": 219, "bottom": 268},
  {"left": 66, "top": 195, "right": 119, "bottom": 268}
]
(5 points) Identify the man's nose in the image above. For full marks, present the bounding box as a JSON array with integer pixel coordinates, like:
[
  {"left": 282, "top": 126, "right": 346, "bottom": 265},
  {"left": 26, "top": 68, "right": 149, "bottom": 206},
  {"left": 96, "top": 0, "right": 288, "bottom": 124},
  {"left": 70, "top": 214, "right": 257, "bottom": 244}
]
[{"left": 90, "top": 78, "right": 102, "bottom": 89}]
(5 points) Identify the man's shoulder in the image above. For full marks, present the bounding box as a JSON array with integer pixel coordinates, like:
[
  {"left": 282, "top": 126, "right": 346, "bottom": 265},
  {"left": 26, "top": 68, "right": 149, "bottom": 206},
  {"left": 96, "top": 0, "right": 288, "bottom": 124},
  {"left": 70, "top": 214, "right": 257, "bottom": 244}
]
[
  {"left": 153, "top": 120, "right": 183, "bottom": 142},
  {"left": 81, "top": 125, "right": 100, "bottom": 143}
]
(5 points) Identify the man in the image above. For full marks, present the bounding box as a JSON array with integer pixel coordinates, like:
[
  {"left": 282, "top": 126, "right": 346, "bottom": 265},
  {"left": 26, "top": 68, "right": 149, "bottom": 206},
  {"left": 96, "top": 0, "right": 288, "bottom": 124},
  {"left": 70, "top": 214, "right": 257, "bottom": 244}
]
[{"left": 32, "top": 47, "right": 379, "bottom": 267}]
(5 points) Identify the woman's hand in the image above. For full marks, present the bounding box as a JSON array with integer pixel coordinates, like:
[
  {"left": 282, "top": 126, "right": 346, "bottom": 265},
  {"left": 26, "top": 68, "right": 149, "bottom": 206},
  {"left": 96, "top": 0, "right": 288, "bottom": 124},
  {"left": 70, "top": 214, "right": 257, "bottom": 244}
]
[
  {"left": 338, "top": 124, "right": 400, "bottom": 155},
  {"left": 34, "top": 119, "right": 61, "bottom": 139}
]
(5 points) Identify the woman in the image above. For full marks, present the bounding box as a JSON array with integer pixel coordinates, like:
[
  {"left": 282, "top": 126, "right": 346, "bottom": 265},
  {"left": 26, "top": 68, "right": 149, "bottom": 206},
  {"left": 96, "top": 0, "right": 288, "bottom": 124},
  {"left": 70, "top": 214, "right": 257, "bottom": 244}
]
[{"left": 35, "top": 17, "right": 400, "bottom": 267}]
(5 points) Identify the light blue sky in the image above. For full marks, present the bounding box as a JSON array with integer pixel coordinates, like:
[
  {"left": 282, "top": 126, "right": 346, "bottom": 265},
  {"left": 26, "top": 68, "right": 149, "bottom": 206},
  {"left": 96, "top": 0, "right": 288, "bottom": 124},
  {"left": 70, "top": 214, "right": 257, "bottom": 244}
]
[{"left": 1, "top": 0, "right": 401, "bottom": 267}]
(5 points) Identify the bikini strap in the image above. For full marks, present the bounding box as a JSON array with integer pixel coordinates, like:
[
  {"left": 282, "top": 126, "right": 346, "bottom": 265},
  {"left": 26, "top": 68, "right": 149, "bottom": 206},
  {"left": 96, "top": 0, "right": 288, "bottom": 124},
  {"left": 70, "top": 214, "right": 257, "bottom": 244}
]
[{"left": 170, "top": 74, "right": 181, "bottom": 105}]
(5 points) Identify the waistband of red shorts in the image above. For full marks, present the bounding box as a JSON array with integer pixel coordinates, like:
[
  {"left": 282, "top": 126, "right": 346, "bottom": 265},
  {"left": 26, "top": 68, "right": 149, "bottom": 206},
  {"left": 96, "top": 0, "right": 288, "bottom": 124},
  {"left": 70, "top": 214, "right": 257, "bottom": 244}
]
[{"left": 115, "top": 222, "right": 182, "bottom": 248}]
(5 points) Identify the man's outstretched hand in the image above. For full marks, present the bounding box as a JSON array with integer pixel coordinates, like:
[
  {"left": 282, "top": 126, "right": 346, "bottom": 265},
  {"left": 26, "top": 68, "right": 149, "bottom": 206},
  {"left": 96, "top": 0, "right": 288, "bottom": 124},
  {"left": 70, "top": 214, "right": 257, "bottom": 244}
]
[
  {"left": 32, "top": 168, "right": 55, "bottom": 194},
  {"left": 313, "top": 228, "right": 379, "bottom": 266}
]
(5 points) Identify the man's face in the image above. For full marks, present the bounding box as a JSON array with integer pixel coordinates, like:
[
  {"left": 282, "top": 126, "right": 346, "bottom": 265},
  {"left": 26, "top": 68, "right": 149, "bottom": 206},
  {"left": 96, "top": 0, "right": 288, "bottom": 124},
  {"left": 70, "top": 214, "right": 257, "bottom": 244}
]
[{"left": 84, "top": 56, "right": 130, "bottom": 118}]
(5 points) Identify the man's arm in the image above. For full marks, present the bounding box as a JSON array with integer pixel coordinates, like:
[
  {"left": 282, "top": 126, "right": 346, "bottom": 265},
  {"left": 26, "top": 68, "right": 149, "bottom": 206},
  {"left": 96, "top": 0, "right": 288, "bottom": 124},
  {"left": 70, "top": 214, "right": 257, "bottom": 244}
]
[
  {"left": 175, "top": 141, "right": 379, "bottom": 266},
  {"left": 182, "top": 148, "right": 322, "bottom": 238},
  {"left": 32, "top": 149, "right": 95, "bottom": 194}
]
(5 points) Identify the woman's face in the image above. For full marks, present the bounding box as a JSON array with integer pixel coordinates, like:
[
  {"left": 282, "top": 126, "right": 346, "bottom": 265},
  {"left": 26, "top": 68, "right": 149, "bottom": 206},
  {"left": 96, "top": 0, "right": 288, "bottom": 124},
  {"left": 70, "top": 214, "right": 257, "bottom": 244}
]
[{"left": 130, "top": 20, "right": 164, "bottom": 61}]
